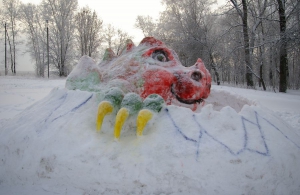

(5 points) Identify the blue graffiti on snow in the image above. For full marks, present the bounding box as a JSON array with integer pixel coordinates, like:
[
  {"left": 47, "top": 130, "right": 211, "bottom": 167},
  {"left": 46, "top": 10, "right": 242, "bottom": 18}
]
[{"left": 165, "top": 108, "right": 300, "bottom": 160}]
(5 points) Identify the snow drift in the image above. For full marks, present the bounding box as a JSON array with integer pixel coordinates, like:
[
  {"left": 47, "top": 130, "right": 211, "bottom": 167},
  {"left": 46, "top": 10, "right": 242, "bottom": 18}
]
[{"left": 1, "top": 85, "right": 300, "bottom": 194}]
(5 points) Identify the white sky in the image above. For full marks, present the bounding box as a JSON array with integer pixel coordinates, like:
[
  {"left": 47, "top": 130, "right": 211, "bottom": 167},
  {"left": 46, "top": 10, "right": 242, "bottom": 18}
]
[
  {"left": 20, "top": 0, "right": 226, "bottom": 43},
  {"left": 78, "top": 0, "right": 167, "bottom": 43},
  {"left": 20, "top": 0, "right": 167, "bottom": 44},
  {"left": 1, "top": 0, "right": 226, "bottom": 71}
]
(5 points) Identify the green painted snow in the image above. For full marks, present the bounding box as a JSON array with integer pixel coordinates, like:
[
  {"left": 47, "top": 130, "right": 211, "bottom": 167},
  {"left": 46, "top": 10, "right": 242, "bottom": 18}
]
[
  {"left": 66, "top": 72, "right": 100, "bottom": 92},
  {"left": 143, "top": 94, "right": 165, "bottom": 113}
]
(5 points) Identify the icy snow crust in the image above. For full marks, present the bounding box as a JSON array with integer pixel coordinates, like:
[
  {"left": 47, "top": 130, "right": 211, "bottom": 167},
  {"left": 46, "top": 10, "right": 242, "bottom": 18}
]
[{"left": 1, "top": 84, "right": 300, "bottom": 194}]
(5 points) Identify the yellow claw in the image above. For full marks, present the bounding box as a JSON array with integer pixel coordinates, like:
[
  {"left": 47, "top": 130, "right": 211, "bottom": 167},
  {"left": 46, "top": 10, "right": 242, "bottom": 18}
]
[
  {"left": 136, "top": 109, "right": 153, "bottom": 136},
  {"left": 114, "top": 108, "right": 129, "bottom": 140},
  {"left": 96, "top": 101, "right": 114, "bottom": 132}
]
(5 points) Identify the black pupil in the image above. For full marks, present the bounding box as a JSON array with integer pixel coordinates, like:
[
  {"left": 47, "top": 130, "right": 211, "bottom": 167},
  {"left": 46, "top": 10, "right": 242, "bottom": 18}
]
[
  {"left": 191, "top": 71, "right": 202, "bottom": 81},
  {"left": 152, "top": 50, "right": 169, "bottom": 62},
  {"left": 157, "top": 55, "right": 165, "bottom": 61}
]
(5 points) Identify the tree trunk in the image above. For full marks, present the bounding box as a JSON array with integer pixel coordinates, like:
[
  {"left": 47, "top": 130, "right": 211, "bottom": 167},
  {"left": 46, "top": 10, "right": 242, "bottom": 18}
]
[
  {"left": 241, "top": 0, "right": 254, "bottom": 87},
  {"left": 259, "top": 20, "right": 266, "bottom": 91},
  {"left": 6, "top": 33, "right": 14, "bottom": 74},
  {"left": 4, "top": 23, "right": 7, "bottom": 75},
  {"left": 277, "top": 0, "right": 288, "bottom": 92},
  {"left": 259, "top": 63, "right": 266, "bottom": 90},
  {"left": 12, "top": 29, "right": 16, "bottom": 74},
  {"left": 10, "top": 14, "right": 16, "bottom": 74},
  {"left": 209, "top": 53, "right": 220, "bottom": 85}
]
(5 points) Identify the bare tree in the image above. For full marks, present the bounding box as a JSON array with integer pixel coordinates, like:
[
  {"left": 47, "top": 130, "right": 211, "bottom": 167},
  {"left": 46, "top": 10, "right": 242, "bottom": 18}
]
[
  {"left": 102, "top": 24, "right": 115, "bottom": 49},
  {"left": 229, "top": 0, "right": 254, "bottom": 87},
  {"left": 247, "top": 0, "right": 269, "bottom": 90},
  {"left": 134, "top": 0, "right": 300, "bottom": 90},
  {"left": 287, "top": 0, "right": 300, "bottom": 89},
  {"left": 135, "top": 15, "right": 157, "bottom": 37},
  {"left": 276, "top": 0, "right": 288, "bottom": 92},
  {"left": 20, "top": 3, "right": 47, "bottom": 77},
  {"left": 75, "top": 6, "right": 103, "bottom": 58},
  {"left": 43, "top": 0, "right": 78, "bottom": 76},
  {"left": 137, "top": 0, "right": 221, "bottom": 84},
  {"left": 1, "top": 0, "right": 21, "bottom": 74},
  {"left": 114, "top": 29, "right": 133, "bottom": 55},
  {"left": 102, "top": 24, "right": 133, "bottom": 55}
]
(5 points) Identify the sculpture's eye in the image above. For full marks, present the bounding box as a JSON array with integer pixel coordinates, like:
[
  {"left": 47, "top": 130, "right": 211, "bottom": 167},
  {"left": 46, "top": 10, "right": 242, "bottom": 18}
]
[
  {"left": 155, "top": 54, "right": 166, "bottom": 62},
  {"left": 152, "top": 50, "right": 169, "bottom": 62}
]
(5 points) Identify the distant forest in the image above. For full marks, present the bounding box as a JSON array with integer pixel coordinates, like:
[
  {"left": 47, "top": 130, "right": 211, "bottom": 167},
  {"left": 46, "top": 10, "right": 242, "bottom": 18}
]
[{"left": 1, "top": 0, "right": 299, "bottom": 92}]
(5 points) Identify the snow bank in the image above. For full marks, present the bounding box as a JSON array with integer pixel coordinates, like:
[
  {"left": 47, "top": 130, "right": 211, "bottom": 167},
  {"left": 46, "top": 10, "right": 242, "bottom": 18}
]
[
  {"left": 0, "top": 86, "right": 300, "bottom": 194},
  {"left": 0, "top": 77, "right": 65, "bottom": 121}
]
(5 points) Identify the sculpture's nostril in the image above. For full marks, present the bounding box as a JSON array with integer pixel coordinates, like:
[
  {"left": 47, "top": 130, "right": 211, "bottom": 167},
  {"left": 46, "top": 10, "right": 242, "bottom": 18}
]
[{"left": 191, "top": 71, "right": 202, "bottom": 82}]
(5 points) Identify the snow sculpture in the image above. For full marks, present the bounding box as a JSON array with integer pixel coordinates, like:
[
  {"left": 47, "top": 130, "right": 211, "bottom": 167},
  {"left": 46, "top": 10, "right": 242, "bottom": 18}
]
[{"left": 66, "top": 37, "right": 211, "bottom": 139}]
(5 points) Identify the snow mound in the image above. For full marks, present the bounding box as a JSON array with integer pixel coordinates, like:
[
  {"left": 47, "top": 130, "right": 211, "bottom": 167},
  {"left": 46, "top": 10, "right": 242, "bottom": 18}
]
[
  {"left": 201, "top": 88, "right": 255, "bottom": 112},
  {"left": 0, "top": 87, "right": 300, "bottom": 194}
]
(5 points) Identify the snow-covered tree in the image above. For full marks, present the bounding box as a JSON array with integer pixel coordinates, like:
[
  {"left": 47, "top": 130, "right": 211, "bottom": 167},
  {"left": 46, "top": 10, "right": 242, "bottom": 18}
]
[
  {"left": 135, "top": 0, "right": 221, "bottom": 84},
  {"left": 102, "top": 24, "right": 133, "bottom": 55},
  {"left": 43, "top": 0, "right": 78, "bottom": 76},
  {"left": 135, "top": 15, "right": 157, "bottom": 37},
  {"left": 134, "top": 0, "right": 300, "bottom": 90},
  {"left": 1, "top": 0, "right": 21, "bottom": 74},
  {"left": 20, "top": 3, "right": 47, "bottom": 77},
  {"left": 75, "top": 6, "right": 103, "bottom": 58}
]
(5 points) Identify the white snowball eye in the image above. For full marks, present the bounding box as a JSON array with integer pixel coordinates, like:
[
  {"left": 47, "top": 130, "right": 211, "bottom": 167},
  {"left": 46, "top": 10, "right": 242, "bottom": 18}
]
[{"left": 152, "top": 50, "right": 169, "bottom": 62}]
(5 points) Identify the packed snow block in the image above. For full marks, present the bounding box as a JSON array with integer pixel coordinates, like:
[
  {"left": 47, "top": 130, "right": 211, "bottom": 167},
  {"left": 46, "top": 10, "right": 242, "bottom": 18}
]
[
  {"left": 66, "top": 37, "right": 213, "bottom": 138},
  {"left": 66, "top": 37, "right": 214, "bottom": 138},
  {"left": 0, "top": 87, "right": 300, "bottom": 194},
  {"left": 66, "top": 37, "right": 212, "bottom": 111},
  {"left": 65, "top": 55, "right": 101, "bottom": 92}
]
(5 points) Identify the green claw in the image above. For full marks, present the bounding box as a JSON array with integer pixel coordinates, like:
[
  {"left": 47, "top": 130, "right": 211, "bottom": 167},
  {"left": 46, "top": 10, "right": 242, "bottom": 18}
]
[
  {"left": 120, "top": 93, "right": 143, "bottom": 114},
  {"left": 96, "top": 88, "right": 124, "bottom": 132},
  {"left": 136, "top": 94, "right": 165, "bottom": 136},
  {"left": 113, "top": 93, "right": 143, "bottom": 139},
  {"left": 97, "top": 91, "right": 165, "bottom": 139},
  {"left": 142, "top": 94, "right": 165, "bottom": 113},
  {"left": 103, "top": 87, "right": 124, "bottom": 108}
]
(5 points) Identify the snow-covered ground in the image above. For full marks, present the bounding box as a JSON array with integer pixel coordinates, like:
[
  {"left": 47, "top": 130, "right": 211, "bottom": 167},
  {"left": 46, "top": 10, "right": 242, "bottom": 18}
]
[
  {"left": 0, "top": 76, "right": 66, "bottom": 121},
  {"left": 0, "top": 76, "right": 300, "bottom": 194}
]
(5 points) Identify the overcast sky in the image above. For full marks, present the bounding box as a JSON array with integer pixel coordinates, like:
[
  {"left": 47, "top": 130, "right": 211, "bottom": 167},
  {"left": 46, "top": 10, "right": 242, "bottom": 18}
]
[
  {"left": 0, "top": 0, "right": 226, "bottom": 72},
  {"left": 20, "top": 0, "right": 166, "bottom": 43}
]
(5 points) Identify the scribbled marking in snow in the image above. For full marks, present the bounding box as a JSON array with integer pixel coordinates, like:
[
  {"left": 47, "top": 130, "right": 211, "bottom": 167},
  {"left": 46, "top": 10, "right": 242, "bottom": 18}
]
[{"left": 166, "top": 107, "right": 300, "bottom": 161}]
